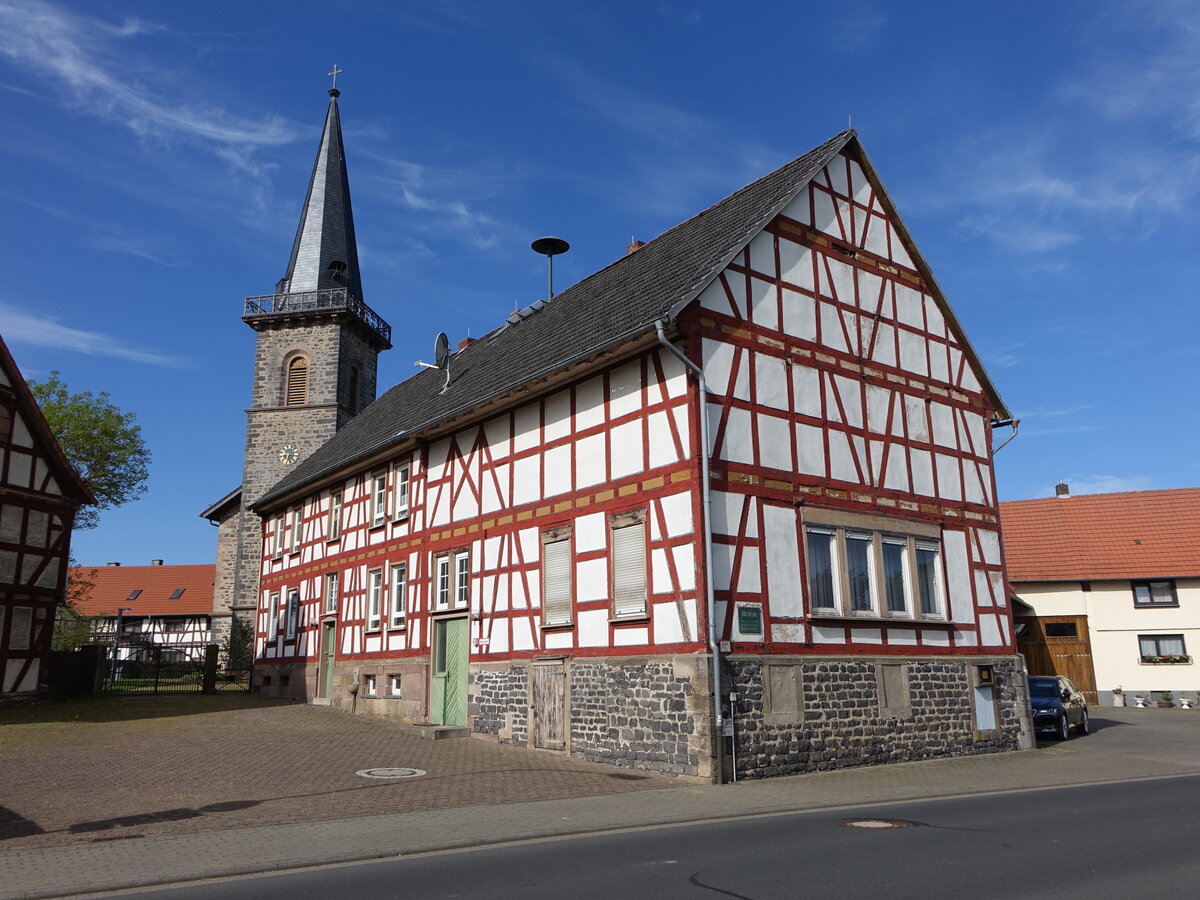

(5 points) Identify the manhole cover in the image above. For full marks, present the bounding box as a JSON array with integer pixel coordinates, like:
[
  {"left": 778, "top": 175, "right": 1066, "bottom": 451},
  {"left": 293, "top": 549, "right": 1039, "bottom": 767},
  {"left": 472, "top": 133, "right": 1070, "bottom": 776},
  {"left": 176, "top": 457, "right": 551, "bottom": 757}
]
[
  {"left": 355, "top": 767, "right": 427, "bottom": 779},
  {"left": 839, "top": 819, "right": 911, "bottom": 830}
]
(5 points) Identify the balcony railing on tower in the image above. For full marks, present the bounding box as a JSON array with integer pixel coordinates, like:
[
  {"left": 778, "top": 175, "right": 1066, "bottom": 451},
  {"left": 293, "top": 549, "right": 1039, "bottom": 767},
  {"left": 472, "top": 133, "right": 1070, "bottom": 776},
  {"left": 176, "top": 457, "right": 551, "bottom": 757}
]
[{"left": 244, "top": 287, "right": 391, "bottom": 346}]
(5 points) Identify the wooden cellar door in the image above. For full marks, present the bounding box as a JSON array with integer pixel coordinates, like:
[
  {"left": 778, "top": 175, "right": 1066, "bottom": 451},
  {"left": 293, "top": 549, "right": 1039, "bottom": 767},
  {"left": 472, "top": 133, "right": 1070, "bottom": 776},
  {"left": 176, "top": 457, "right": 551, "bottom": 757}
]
[{"left": 531, "top": 659, "right": 566, "bottom": 751}]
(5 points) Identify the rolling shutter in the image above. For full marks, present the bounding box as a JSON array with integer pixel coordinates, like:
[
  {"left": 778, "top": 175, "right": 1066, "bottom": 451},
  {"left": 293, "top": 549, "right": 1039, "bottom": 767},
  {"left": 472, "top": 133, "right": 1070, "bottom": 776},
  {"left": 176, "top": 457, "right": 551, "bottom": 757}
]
[
  {"left": 542, "top": 538, "right": 572, "bottom": 625},
  {"left": 611, "top": 521, "right": 647, "bottom": 617}
]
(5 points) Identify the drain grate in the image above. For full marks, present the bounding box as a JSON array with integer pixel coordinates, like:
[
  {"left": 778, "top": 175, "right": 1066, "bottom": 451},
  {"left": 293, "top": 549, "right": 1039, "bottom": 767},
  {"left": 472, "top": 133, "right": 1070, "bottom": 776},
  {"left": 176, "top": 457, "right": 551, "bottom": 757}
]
[
  {"left": 355, "top": 767, "right": 427, "bottom": 780},
  {"left": 839, "top": 819, "right": 911, "bottom": 830}
]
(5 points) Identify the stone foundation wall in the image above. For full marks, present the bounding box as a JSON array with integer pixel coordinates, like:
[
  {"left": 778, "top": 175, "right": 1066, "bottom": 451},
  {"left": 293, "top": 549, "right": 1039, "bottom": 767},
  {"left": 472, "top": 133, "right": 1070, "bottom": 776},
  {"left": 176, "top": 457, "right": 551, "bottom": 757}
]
[
  {"left": 727, "top": 654, "right": 1024, "bottom": 778},
  {"left": 472, "top": 662, "right": 529, "bottom": 745}
]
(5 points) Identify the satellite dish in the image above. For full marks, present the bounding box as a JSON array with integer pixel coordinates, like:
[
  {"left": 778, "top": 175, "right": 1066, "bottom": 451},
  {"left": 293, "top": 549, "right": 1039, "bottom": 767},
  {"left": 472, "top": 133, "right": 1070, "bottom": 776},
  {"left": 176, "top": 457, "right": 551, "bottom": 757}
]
[
  {"left": 434, "top": 332, "right": 450, "bottom": 368},
  {"left": 531, "top": 236, "right": 570, "bottom": 300}
]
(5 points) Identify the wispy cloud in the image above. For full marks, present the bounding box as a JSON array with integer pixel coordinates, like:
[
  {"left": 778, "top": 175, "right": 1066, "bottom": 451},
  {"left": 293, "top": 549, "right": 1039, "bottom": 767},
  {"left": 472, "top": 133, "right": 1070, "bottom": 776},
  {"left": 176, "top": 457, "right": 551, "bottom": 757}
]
[
  {"left": 2, "top": 191, "right": 181, "bottom": 265},
  {"left": 0, "top": 302, "right": 185, "bottom": 367},
  {"left": 0, "top": 0, "right": 302, "bottom": 153},
  {"left": 1050, "top": 474, "right": 1156, "bottom": 496}
]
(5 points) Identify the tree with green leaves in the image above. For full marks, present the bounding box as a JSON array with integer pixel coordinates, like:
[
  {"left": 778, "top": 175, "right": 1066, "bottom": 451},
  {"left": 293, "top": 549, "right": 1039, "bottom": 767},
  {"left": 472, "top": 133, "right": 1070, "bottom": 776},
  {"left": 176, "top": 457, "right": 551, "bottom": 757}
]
[{"left": 28, "top": 371, "right": 151, "bottom": 529}]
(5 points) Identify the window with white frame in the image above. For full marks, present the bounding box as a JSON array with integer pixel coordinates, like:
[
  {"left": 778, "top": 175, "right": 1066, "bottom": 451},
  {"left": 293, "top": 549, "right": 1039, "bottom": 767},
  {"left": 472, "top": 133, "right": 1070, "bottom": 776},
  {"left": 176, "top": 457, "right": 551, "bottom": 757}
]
[
  {"left": 271, "top": 515, "right": 284, "bottom": 559},
  {"left": 325, "top": 571, "right": 339, "bottom": 615},
  {"left": 455, "top": 551, "right": 470, "bottom": 608},
  {"left": 435, "top": 554, "right": 451, "bottom": 609},
  {"left": 389, "top": 673, "right": 402, "bottom": 696},
  {"left": 269, "top": 592, "right": 281, "bottom": 639},
  {"left": 371, "top": 473, "right": 387, "bottom": 527},
  {"left": 327, "top": 489, "right": 343, "bottom": 541},
  {"left": 285, "top": 589, "right": 299, "bottom": 639},
  {"left": 394, "top": 463, "right": 410, "bottom": 519},
  {"left": 542, "top": 527, "right": 573, "bottom": 627},
  {"left": 289, "top": 505, "right": 302, "bottom": 554},
  {"left": 390, "top": 562, "right": 407, "bottom": 629},
  {"left": 367, "top": 569, "right": 383, "bottom": 631},
  {"left": 363, "top": 673, "right": 376, "bottom": 696},
  {"left": 610, "top": 509, "right": 648, "bottom": 618},
  {"left": 803, "top": 513, "right": 943, "bottom": 620},
  {"left": 1132, "top": 580, "right": 1178, "bottom": 608}
]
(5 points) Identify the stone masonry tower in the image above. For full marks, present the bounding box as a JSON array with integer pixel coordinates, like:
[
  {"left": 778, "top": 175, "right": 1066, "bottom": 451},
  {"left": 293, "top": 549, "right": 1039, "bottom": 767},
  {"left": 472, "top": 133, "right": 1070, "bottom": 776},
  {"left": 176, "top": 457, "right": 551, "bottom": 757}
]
[{"left": 207, "top": 82, "right": 391, "bottom": 648}]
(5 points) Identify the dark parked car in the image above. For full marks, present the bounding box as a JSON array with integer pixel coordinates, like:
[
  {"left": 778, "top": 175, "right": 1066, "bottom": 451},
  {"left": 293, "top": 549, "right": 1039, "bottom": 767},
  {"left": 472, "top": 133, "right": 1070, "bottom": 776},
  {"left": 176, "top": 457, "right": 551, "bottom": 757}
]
[{"left": 1029, "top": 675, "right": 1089, "bottom": 740}]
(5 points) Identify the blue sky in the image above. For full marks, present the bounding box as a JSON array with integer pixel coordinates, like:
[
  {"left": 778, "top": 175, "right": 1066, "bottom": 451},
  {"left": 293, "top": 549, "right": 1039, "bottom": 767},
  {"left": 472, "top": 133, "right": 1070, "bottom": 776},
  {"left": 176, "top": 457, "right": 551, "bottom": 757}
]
[{"left": 1, "top": 0, "right": 1197, "bottom": 566}]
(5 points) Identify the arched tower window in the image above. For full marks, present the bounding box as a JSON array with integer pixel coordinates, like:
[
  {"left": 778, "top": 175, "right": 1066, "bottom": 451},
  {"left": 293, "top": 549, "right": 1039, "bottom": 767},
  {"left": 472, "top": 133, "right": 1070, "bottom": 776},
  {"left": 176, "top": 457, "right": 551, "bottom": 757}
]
[
  {"left": 348, "top": 364, "right": 360, "bottom": 415},
  {"left": 285, "top": 357, "right": 308, "bottom": 407}
]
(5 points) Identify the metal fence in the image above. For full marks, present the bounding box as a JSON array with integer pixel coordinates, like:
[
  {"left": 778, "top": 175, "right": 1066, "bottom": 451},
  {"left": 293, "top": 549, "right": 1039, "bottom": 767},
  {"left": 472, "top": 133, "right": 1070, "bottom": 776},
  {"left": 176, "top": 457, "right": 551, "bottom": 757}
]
[{"left": 102, "top": 644, "right": 251, "bottom": 695}]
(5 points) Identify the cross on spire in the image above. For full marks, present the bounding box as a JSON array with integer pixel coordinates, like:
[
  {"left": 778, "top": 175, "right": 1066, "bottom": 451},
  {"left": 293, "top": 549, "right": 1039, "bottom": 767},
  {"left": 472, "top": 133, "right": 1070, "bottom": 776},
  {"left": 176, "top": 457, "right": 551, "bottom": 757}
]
[{"left": 328, "top": 64, "right": 343, "bottom": 97}]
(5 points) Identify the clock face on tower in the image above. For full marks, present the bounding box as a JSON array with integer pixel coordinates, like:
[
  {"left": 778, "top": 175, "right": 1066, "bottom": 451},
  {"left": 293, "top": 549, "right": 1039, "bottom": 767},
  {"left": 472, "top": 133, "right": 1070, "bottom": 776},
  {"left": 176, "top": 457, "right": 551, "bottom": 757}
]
[{"left": 278, "top": 444, "right": 300, "bottom": 465}]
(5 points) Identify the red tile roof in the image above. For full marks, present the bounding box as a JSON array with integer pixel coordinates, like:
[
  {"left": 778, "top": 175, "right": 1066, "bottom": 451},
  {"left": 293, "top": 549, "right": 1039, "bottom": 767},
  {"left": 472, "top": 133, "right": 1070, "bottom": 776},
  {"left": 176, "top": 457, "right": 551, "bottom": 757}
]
[
  {"left": 1000, "top": 488, "right": 1200, "bottom": 582},
  {"left": 69, "top": 564, "right": 215, "bottom": 616}
]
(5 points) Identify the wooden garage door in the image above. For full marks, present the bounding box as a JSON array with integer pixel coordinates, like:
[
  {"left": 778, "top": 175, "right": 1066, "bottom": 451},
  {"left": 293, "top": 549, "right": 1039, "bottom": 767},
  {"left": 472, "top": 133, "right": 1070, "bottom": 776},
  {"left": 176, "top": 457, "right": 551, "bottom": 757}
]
[{"left": 1016, "top": 614, "right": 1097, "bottom": 704}]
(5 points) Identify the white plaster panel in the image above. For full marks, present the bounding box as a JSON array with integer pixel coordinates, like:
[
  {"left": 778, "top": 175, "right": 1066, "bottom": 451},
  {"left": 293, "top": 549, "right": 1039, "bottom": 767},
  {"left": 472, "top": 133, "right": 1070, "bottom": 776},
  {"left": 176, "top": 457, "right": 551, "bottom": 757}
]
[
  {"left": 512, "top": 617, "right": 534, "bottom": 651},
  {"left": 898, "top": 330, "right": 928, "bottom": 376},
  {"left": 959, "top": 360, "right": 981, "bottom": 393},
  {"left": 710, "top": 491, "right": 741, "bottom": 538},
  {"left": 652, "top": 349, "right": 687, "bottom": 401},
  {"left": 652, "top": 547, "right": 674, "bottom": 595},
  {"left": 427, "top": 438, "right": 449, "bottom": 480},
  {"left": 452, "top": 478, "right": 479, "bottom": 523},
  {"left": 792, "top": 365, "right": 821, "bottom": 417},
  {"left": 512, "top": 454, "right": 541, "bottom": 505},
  {"left": 819, "top": 301, "right": 848, "bottom": 353},
  {"left": 780, "top": 193, "right": 812, "bottom": 226},
  {"left": 575, "top": 511, "right": 606, "bottom": 553},
  {"left": 962, "top": 411, "right": 986, "bottom": 456},
  {"left": 542, "top": 444, "right": 572, "bottom": 497},
  {"left": 870, "top": 321, "right": 897, "bottom": 369},
  {"left": 544, "top": 389, "right": 572, "bottom": 442},
  {"left": 737, "top": 547, "right": 761, "bottom": 593},
  {"left": 577, "top": 608, "right": 609, "bottom": 647},
  {"left": 672, "top": 406, "right": 691, "bottom": 455},
  {"left": 936, "top": 453, "right": 962, "bottom": 501},
  {"left": 518, "top": 527, "right": 540, "bottom": 566},
  {"left": 544, "top": 629, "right": 573, "bottom": 650},
  {"left": 755, "top": 353, "right": 790, "bottom": 411},
  {"left": 852, "top": 628, "right": 882, "bottom": 644},
  {"left": 487, "top": 621, "right": 509, "bottom": 654},
  {"left": 853, "top": 205, "right": 868, "bottom": 247},
  {"left": 762, "top": 504, "right": 802, "bottom": 618},
  {"left": 484, "top": 535, "right": 504, "bottom": 569},
  {"left": 922, "top": 630, "right": 950, "bottom": 647},
  {"left": 613, "top": 626, "right": 649, "bottom": 647},
  {"left": 828, "top": 430, "right": 858, "bottom": 483},
  {"left": 833, "top": 375, "right": 863, "bottom": 429},
  {"left": 748, "top": 231, "right": 776, "bottom": 279},
  {"left": 10, "top": 414, "right": 31, "bottom": 447},
  {"left": 654, "top": 605, "right": 693, "bottom": 646},
  {"left": 719, "top": 406, "right": 754, "bottom": 464},
  {"left": 712, "top": 542, "right": 734, "bottom": 591},
  {"left": 608, "top": 360, "right": 643, "bottom": 419},
  {"left": 772, "top": 623, "right": 805, "bottom": 643},
  {"left": 943, "top": 529, "right": 975, "bottom": 623},
  {"left": 610, "top": 419, "right": 644, "bottom": 479},
  {"left": 673, "top": 545, "right": 695, "bottom": 592},
  {"left": 848, "top": 158, "right": 870, "bottom": 204},
  {"left": 574, "top": 376, "right": 605, "bottom": 431},
  {"left": 864, "top": 212, "right": 888, "bottom": 257},
  {"left": 781, "top": 287, "right": 817, "bottom": 341},
  {"left": 925, "top": 300, "right": 946, "bottom": 337},
  {"left": 891, "top": 233, "right": 914, "bottom": 269},
  {"left": 750, "top": 276, "right": 779, "bottom": 332},
  {"left": 929, "top": 344, "right": 949, "bottom": 384},
  {"left": 758, "top": 413, "right": 793, "bottom": 472},
  {"left": 883, "top": 450, "right": 910, "bottom": 492},
  {"left": 828, "top": 158, "right": 850, "bottom": 196},
  {"left": 575, "top": 433, "right": 606, "bottom": 489},
  {"left": 868, "top": 441, "right": 885, "bottom": 487},
  {"left": 866, "top": 385, "right": 891, "bottom": 436},
  {"left": 954, "top": 629, "right": 978, "bottom": 646},
  {"left": 930, "top": 403, "right": 956, "bottom": 449},
  {"left": 483, "top": 463, "right": 509, "bottom": 513},
  {"left": 648, "top": 411, "right": 681, "bottom": 470},
  {"left": 827, "top": 258, "right": 855, "bottom": 308},
  {"left": 894, "top": 285, "right": 924, "bottom": 328},
  {"left": 512, "top": 403, "right": 540, "bottom": 453},
  {"left": 483, "top": 415, "right": 510, "bottom": 460},
  {"left": 977, "top": 528, "right": 1001, "bottom": 565},
  {"left": 779, "top": 237, "right": 814, "bottom": 291},
  {"left": 812, "top": 187, "right": 838, "bottom": 236},
  {"left": 812, "top": 625, "right": 845, "bottom": 644},
  {"left": 796, "top": 423, "right": 826, "bottom": 476},
  {"left": 699, "top": 278, "right": 733, "bottom": 316},
  {"left": 659, "top": 491, "right": 693, "bottom": 537},
  {"left": 964, "top": 465, "right": 986, "bottom": 505},
  {"left": 974, "top": 570, "right": 994, "bottom": 607},
  {"left": 978, "top": 613, "right": 1002, "bottom": 646},
  {"left": 888, "top": 629, "right": 918, "bottom": 645},
  {"left": 430, "top": 483, "right": 449, "bottom": 527},
  {"left": 905, "top": 396, "right": 929, "bottom": 442}
]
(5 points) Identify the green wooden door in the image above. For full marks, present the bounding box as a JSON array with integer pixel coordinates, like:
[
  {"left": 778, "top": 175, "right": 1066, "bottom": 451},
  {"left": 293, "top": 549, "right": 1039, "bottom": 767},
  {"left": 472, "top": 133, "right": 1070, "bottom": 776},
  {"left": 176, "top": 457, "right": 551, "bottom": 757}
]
[
  {"left": 318, "top": 622, "right": 335, "bottom": 699},
  {"left": 431, "top": 617, "right": 468, "bottom": 726}
]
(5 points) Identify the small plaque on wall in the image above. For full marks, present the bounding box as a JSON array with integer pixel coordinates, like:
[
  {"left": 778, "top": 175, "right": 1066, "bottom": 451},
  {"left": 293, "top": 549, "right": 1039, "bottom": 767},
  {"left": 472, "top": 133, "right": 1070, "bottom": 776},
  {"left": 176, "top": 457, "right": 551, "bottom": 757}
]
[{"left": 737, "top": 605, "right": 763, "bottom": 636}]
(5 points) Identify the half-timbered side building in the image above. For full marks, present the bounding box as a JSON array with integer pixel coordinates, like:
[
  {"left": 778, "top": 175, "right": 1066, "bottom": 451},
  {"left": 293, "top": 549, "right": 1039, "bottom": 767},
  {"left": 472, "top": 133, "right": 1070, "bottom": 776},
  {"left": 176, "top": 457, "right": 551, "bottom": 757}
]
[
  {"left": 0, "top": 336, "right": 91, "bottom": 704},
  {"left": 237, "top": 110, "right": 1026, "bottom": 780}
]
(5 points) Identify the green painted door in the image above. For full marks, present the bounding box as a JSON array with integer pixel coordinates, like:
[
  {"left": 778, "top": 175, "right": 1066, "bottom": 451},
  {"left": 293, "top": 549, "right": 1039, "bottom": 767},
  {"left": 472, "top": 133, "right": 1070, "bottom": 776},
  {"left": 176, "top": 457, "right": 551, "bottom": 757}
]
[
  {"left": 430, "top": 617, "right": 468, "bottom": 726},
  {"left": 318, "top": 622, "right": 335, "bottom": 699}
]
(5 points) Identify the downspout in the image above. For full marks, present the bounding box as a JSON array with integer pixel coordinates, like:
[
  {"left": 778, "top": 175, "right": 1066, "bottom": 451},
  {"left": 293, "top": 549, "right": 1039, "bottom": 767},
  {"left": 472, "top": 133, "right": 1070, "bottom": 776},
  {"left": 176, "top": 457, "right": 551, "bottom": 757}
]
[{"left": 655, "top": 319, "right": 725, "bottom": 782}]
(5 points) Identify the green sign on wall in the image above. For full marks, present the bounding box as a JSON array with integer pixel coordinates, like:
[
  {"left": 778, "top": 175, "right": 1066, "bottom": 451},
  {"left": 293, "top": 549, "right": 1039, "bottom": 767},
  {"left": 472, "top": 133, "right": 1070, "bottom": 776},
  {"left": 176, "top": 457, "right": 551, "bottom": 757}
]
[{"left": 737, "top": 605, "right": 763, "bottom": 635}]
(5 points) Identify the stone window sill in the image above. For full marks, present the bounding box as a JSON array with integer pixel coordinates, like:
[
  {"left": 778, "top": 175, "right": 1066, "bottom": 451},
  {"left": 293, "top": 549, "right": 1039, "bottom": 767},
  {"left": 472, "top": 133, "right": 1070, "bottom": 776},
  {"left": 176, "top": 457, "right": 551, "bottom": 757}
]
[{"left": 809, "top": 613, "right": 952, "bottom": 628}]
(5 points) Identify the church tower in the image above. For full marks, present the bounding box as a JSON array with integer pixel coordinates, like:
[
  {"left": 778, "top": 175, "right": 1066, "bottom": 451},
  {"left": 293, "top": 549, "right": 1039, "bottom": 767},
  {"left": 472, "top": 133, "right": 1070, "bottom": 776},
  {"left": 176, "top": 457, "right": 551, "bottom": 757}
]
[{"left": 206, "top": 79, "right": 391, "bottom": 647}]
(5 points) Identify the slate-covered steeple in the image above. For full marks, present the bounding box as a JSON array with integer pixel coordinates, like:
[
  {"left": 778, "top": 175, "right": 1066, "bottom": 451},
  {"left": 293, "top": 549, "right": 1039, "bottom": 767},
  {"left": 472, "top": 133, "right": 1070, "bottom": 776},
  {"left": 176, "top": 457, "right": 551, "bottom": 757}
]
[{"left": 277, "top": 86, "right": 363, "bottom": 301}]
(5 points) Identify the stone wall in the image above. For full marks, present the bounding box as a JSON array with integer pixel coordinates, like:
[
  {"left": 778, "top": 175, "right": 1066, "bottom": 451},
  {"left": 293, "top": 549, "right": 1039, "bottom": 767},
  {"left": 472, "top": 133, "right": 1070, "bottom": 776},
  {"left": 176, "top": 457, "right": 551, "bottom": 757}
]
[
  {"left": 727, "top": 654, "right": 1024, "bottom": 778},
  {"left": 472, "top": 661, "right": 528, "bottom": 745}
]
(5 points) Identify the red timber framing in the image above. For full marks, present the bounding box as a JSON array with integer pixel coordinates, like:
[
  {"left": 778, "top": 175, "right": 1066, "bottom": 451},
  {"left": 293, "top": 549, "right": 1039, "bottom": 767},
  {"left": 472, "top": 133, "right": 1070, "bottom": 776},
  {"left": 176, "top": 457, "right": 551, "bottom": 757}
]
[{"left": 0, "top": 337, "right": 91, "bottom": 701}]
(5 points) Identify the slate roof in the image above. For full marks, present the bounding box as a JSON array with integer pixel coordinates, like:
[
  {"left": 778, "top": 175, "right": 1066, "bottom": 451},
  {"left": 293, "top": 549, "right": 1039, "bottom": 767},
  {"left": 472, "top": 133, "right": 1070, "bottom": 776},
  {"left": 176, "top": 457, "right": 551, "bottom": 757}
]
[
  {"left": 70, "top": 564, "right": 215, "bottom": 616},
  {"left": 1000, "top": 488, "right": 1200, "bottom": 582},
  {"left": 255, "top": 130, "right": 1006, "bottom": 512}
]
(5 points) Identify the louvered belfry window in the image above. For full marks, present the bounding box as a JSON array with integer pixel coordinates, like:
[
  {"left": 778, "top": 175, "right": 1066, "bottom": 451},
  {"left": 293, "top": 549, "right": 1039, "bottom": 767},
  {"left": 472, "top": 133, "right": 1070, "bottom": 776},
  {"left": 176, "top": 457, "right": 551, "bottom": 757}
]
[
  {"left": 610, "top": 510, "right": 648, "bottom": 618},
  {"left": 286, "top": 357, "right": 308, "bottom": 406}
]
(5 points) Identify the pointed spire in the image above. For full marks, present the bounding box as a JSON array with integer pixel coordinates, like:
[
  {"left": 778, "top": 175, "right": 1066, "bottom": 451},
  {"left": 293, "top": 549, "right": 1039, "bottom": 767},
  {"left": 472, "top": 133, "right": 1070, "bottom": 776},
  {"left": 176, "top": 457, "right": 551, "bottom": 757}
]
[{"left": 278, "top": 83, "right": 363, "bottom": 301}]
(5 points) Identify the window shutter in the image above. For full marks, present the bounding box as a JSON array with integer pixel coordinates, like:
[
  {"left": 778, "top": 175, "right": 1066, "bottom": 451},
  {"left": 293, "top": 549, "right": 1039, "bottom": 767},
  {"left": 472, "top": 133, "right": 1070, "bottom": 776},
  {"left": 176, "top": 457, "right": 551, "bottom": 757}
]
[
  {"left": 286, "top": 358, "right": 308, "bottom": 406},
  {"left": 611, "top": 522, "right": 647, "bottom": 617},
  {"left": 543, "top": 539, "right": 572, "bottom": 625}
]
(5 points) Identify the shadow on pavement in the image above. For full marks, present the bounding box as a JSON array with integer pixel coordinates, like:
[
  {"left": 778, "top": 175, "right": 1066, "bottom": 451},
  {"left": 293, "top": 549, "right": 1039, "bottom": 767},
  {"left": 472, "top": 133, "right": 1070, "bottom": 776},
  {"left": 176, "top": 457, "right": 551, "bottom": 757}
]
[{"left": 0, "top": 694, "right": 287, "bottom": 726}]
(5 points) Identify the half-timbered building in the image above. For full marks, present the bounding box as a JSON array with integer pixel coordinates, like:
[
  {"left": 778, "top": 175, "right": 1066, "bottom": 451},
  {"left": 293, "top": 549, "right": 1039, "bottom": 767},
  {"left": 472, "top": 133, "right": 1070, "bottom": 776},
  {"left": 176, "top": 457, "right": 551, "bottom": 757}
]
[
  {"left": 0, "top": 335, "right": 92, "bottom": 704},
  {"left": 227, "top": 91, "right": 1027, "bottom": 780}
]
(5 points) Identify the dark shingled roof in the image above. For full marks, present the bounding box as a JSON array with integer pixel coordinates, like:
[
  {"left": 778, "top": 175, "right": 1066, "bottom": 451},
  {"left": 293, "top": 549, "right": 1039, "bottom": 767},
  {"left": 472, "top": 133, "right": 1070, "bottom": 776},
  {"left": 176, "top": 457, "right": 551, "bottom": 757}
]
[{"left": 255, "top": 129, "right": 1004, "bottom": 512}]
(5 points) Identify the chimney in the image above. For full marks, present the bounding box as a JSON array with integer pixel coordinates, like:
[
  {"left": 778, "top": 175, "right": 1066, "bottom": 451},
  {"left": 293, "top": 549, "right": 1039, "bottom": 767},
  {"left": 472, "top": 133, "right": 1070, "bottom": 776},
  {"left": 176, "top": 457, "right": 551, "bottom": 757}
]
[
  {"left": 626, "top": 239, "right": 646, "bottom": 256},
  {"left": 107, "top": 561, "right": 121, "bottom": 567},
  {"left": 457, "top": 336, "right": 476, "bottom": 352},
  {"left": 1055, "top": 482, "right": 1070, "bottom": 498},
  {"left": 151, "top": 559, "right": 164, "bottom": 566}
]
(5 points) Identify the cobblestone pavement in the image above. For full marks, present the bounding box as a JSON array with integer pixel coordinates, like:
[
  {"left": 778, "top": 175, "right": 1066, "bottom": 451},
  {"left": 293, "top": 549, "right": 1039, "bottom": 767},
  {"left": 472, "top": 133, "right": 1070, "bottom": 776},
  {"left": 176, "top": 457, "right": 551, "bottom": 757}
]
[{"left": 0, "top": 695, "right": 675, "bottom": 851}]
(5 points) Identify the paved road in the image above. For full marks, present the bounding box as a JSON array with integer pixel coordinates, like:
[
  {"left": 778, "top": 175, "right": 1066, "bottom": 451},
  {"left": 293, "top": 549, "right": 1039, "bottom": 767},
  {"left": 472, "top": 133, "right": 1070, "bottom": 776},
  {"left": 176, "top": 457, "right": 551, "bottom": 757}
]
[{"left": 113, "top": 774, "right": 1200, "bottom": 900}]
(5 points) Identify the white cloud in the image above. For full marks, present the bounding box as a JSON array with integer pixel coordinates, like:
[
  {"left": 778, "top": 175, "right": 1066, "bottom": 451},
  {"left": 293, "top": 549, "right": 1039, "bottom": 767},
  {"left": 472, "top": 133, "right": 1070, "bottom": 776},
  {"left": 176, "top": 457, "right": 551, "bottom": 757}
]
[{"left": 0, "top": 302, "right": 184, "bottom": 367}]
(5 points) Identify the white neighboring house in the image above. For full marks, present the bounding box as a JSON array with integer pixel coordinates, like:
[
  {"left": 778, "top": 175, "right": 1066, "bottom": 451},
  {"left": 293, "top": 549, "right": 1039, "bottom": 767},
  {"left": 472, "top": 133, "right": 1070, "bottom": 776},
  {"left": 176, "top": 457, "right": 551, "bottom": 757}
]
[
  {"left": 1002, "top": 485, "right": 1200, "bottom": 706},
  {"left": 71, "top": 563, "right": 215, "bottom": 662}
]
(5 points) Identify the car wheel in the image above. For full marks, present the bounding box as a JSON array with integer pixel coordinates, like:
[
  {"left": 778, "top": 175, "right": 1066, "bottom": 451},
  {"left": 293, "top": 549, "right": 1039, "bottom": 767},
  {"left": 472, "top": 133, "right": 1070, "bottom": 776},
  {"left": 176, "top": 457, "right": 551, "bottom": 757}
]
[
  {"left": 1078, "top": 710, "right": 1089, "bottom": 736},
  {"left": 1057, "top": 714, "right": 1071, "bottom": 740}
]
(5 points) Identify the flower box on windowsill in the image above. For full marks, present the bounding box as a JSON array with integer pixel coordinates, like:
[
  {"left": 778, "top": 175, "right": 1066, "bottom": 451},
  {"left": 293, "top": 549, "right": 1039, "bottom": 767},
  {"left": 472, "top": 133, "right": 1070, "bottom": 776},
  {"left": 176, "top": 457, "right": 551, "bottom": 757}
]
[{"left": 1140, "top": 654, "right": 1192, "bottom": 665}]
